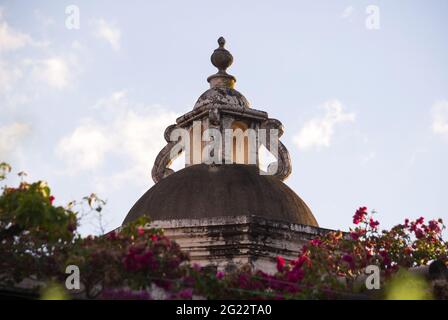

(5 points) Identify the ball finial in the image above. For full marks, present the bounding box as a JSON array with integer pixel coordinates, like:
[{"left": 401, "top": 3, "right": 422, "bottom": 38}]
[
  {"left": 207, "top": 37, "right": 236, "bottom": 88},
  {"left": 210, "top": 36, "right": 233, "bottom": 73}
]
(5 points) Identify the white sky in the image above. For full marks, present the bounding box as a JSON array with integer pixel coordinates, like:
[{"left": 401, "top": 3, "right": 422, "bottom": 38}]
[{"left": 1, "top": 0, "right": 447, "bottom": 235}]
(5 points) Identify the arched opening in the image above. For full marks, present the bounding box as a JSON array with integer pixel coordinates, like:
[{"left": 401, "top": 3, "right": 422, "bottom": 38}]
[{"left": 231, "top": 121, "right": 249, "bottom": 164}]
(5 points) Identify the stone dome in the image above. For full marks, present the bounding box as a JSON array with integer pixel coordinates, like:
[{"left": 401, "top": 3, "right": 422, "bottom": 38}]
[
  {"left": 123, "top": 164, "right": 318, "bottom": 226},
  {"left": 193, "top": 87, "right": 250, "bottom": 109}
]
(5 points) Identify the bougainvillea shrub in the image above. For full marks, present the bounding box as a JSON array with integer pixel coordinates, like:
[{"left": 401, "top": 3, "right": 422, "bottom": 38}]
[
  {"left": 0, "top": 162, "right": 77, "bottom": 287},
  {"left": 0, "top": 162, "right": 447, "bottom": 299},
  {"left": 269, "top": 207, "right": 447, "bottom": 299}
]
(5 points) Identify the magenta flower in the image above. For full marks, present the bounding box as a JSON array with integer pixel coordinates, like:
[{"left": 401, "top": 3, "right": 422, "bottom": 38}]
[
  {"left": 276, "top": 256, "right": 286, "bottom": 272},
  {"left": 310, "top": 238, "right": 322, "bottom": 247},
  {"left": 369, "top": 218, "right": 379, "bottom": 229},
  {"left": 137, "top": 226, "right": 145, "bottom": 236},
  {"left": 353, "top": 206, "right": 368, "bottom": 225}
]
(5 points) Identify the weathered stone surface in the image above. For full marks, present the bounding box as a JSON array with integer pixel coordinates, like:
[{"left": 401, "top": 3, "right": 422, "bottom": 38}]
[
  {"left": 193, "top": 87, "right": 250, "bottom": 110},
  {"left": 150, "top": 215, "right": 330, "bottom": 273}
]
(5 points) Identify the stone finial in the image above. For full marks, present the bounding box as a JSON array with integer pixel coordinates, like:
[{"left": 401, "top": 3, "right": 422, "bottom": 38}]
[
  {"left": 207, "top": 37, "right": 236, "bottom": 88},
  {"left": 211, "top": 37, "right": 232, "bottom": 72}
]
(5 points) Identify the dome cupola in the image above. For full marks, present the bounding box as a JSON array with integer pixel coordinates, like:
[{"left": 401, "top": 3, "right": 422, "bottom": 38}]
[{"left": 123, "top": 37, "right": 318, "bottom": 227}]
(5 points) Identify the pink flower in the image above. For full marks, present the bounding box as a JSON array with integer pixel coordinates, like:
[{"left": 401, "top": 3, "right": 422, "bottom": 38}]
[
  {"left": 294, "top": 254, "right": 311, "bottom": 269},
  {"left": 238, "top": 273, "right": 250, "bottom": 288},
  {"left": 310, "top": 238, "right": 322, "bottom": 247},
  {"left": 353, "top": 206, "right": 368, "bottom": 225},
  {"left": 350, "top": 228, "right": 366, "bottom": 240},
  {"left": 49, "top": 195, "right": 55, "bottom": 205},
  {"left": 123, "top": 248, "right": 158, "bottom": 272},
  {"left": 415, "top": 228, "right": 424, "bottom": 239},
  {"left": 176, "top": 288, "right": 193, "bottom": 299},
  {"left": 287, "top": 267, "right": 304, "bottom": 282},
  {"left": 350, "top": 231, "right": 360, "bottom": 240},
  {"left": 369, "top": 218, "right": 379, "bottom": 229},
  {"left": 276, "top": 256, "right": 286, "bottom": 272},
  {"left": 428, "top": 220, "right": 441, "bottom": 233},
  {"left": 137, "top": 226, "right": 145, "bottom": 236},
  {"left": 107, "top": 231, "right": 117, "bottom": 240},
  {"left": 216, "top": 271, "right": 224, "bottom": 280},
  {"left": 416, "top": 217, "right": 424, "bottom": 225}
]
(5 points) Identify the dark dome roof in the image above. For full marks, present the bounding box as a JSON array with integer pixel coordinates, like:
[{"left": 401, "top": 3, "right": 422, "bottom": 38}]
[{"left": 123, "top": 164, "right": 318, "bottom": 227}]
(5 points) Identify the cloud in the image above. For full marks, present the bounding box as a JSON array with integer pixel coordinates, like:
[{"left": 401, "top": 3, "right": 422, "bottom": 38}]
[
  {"left": 0, "top": 122, "right": 31, "bottom": 159},
  {"left": 293, "top": 100, "right": 355, "bottom": 150},
  {"left": 0, "top": 18, "right": 32, "bottom": 52},
  {"left": 93, "top": 108, "right": 178, "bottom": 192},
  {"left": 93, "top": 89, "right": 128, "bottom": 109},
  {"left": 0, "top": 58, "right": 22, "bottom": 94},
  {"left": 26, "top": 57, "right": 71, "bottom": 89},
  {"left": 56, "top": 91, "right": 179, "bottom": 190},
  {"left": 0, "top": 13, "right": 75, "bottom": 109},
  {"left": 341, "top": 6, "right": 355, "bottom": 19},
  {"left": 56, "top": 120, "right": 112, "bottom": 171},
  {"left": 0, "top": 11, "right": 47, "bottom": 52},
  {"left": 93, "top": 19, "right": 121, "bottom": 51},
  {"left": 431, "top": 100, "right": 448, "bottom": 138}
]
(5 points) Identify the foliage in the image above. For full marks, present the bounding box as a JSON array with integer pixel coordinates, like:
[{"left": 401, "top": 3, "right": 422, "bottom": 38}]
[
  {"left": 269, "top": 207, "right": 447, "bottom": 298},
  {"left": 0, "top": 176, "right": 77, "bottom": 286},
  {"left": 0, "top": 163, "right": 447, "bottom": 299},
  {"left": 58, "top": 218, "right": 189, "bottom": 298}
]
